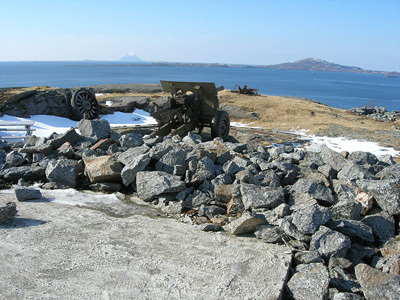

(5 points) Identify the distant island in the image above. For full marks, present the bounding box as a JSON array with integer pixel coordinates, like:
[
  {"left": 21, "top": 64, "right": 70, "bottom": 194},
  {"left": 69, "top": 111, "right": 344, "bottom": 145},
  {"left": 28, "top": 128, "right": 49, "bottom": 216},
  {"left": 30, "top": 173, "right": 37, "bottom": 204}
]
[{"left": 93, "top": 57, "right": 399, "bottom": 76}]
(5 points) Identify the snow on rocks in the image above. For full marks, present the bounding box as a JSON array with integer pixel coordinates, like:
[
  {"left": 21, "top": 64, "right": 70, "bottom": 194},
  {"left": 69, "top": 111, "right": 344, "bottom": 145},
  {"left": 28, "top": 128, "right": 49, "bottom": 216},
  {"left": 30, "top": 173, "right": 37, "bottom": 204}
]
[{"left": 0, "top": 118, "right": 399, "bottom": 299}]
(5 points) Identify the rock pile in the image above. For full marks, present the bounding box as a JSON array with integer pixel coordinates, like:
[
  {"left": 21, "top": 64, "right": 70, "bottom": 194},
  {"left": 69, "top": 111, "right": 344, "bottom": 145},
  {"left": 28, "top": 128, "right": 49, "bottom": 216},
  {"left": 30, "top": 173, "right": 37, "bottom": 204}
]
[
  {"left": 348, "top": 106, "right": 400, "bottom": 123},
  {"left": 0, "top": 119, "right": 399, "bottom": 299}
]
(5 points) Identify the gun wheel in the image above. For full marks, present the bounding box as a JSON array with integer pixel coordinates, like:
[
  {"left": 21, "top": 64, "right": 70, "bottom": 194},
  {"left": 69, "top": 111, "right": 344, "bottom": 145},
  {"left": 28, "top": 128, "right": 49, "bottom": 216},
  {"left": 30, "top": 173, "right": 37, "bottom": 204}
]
[
  {"left": 71, "top": 88, "right": 99, "bottom": 120},
  {"left": 211, "top": 110, "right": 230, "bottom": 140}
]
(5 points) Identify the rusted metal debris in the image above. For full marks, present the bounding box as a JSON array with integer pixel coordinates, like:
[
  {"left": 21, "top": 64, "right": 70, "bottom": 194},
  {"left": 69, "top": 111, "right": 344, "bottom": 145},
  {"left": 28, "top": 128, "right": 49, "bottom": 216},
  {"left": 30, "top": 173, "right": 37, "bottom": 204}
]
[{"left": 231, "top": 84, "right": 259, "bottom": 96}]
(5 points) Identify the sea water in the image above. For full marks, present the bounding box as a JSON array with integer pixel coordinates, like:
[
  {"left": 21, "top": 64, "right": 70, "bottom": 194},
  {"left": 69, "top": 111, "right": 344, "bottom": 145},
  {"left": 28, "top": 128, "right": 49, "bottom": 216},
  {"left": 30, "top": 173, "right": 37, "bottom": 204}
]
[{"left": 0, "top": 61, "right": 399, "bottom": 111}]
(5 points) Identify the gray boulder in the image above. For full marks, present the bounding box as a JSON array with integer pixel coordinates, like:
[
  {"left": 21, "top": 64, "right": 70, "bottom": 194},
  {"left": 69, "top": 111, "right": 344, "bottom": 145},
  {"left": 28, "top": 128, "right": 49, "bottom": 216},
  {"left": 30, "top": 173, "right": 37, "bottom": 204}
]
[
  {"left": 182, "top": 132, "right": 202, "bottom": 147},
  {"left": 0, "top": 202, "right": 17, "bottom": 225},
  {"left": 356, "top": 179, "right": 400, "bottom": 214},
  {"left": 15, "top": 187, "right": 42, "bottom": 201},
  {"left": 355, "top": 263, "right": 400, "bottom": 300},
  {"left": 326, "top": 219, "right": 374, "bottom": 244},
  {"left": 117, "top": 145, "right": 150, "bottom": 165},
  {"left": 5, "top": 151, "right": 25, "bottom": 167},
  {"left": 190, "top": 156, "right": 216, "bottom": 184},
  {"left": 376, "top": 164, "right": 400, "bottom": 180},
  {"left": 291, "top": 178, "right": 335, "bottom": 205},
  {"left": 240, "top": 183, "right": 285, "bottom": 210},
  {"left": 286, "top": 263, "right": 330, "bottom": 300},
  {"left": 375, "top": 254, "right": 400, "bottom": 276},
  {"left": 254, "top": 224, "right": 286, "bottom": 243},
  {"left": 362, "top": 210, "right": 395, "bottom": 244},
  {"left": 120, "top": 154, "right": 151, "bottom": 186},
  {"left": 348, "top": 151, "right": 378, "bottom": 166},
  {"left": 310, "top": 226, "right": 351, "bottom": 259},
  {"left": 222, "top": 160, "right": 244, "bottom": 175},
  {"left": 331, "top": 199, "right": 362, "bottom": 221},
  {"left": 329, "top": 259, "right": 361, "bottom": 293},
  {"left": 45, "top": 159, "right": 80, "bottom": 188},
  {"left": 292, "top": 204, "right": 332, "bottom": 234},
  {"left": 49, "top": 127, "right": 82, "bottom": 149},
  {"left": 136, "top": 171, "right": 185, "bottom": 202},
  {"left": 1, "top": 166, "right": 46, "bottom": 182},
  {"left": 155, "top": 148, "right": 187, "bottom": 174},
  {"left": 83, "top": 155, "right": 123, "bottom": 183},
  {"left": 293, "top": 251, "right": 324, "bottom": 265},
  {"left": 198, "top": 205, "right": 225, "bottom": 219},
  {"left": 228, "top": 213, "right": 267, "bottom": 235},
  {"left": 277, "top": 217, "right": 308, "bottom": 242},
  {"left": 119, "top": 133, "right": 144, "bottom": 149},
  {"left": 319, "top": 145, "right": 347, "bottom": 171},
  {"left": 333, "top": 293, "right": 363, "bottom": 300},
  {"left": 77, "top": 119, "right": 110, "bottom": 140},
  {"left": 184, "top": 190, "right": 211, "bottom": 208},
  {"left": 338, "top": 161, "right": 374, "bottom": 181}
]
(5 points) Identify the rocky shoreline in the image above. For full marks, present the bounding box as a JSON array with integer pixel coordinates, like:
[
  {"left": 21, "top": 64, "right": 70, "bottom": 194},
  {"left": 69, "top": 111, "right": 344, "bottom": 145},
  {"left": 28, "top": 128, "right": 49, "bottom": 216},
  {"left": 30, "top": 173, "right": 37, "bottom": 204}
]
[{"left": 1, "top": 117, "right": 399, "bottom": 299}]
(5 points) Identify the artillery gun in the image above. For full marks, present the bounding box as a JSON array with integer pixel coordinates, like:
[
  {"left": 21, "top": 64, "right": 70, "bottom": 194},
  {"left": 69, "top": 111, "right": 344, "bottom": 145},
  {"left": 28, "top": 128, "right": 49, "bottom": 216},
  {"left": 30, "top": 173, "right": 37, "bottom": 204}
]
[{"left": 150, "top": 81, "right": 230, "bottom": 140}]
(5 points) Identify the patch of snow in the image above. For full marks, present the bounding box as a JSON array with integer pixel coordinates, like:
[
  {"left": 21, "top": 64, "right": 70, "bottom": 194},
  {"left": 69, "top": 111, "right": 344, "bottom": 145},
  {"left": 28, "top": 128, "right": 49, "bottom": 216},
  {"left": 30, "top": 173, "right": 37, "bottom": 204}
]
[
  {"left": 0, "top": 110, "right": 157, "bottom": 139},
  {"left": 105, "top": 100, "right": 113, "bottom": 107},
  {"left": 288, "top": 129, "right": 400, "bottom": 158},
  {"left": 231, "top": 122, "right": 262, "bottom": 129}
]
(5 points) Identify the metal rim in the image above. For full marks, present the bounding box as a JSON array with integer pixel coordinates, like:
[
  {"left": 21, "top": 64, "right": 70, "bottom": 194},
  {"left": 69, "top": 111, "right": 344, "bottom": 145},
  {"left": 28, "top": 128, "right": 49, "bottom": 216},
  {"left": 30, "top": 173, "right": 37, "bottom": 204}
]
[
  {"left": 219, "top": 118, "right": 228, "bottom": 137},
  {"left": 72, "top": 90, "right": 99, "bottom": 119}
]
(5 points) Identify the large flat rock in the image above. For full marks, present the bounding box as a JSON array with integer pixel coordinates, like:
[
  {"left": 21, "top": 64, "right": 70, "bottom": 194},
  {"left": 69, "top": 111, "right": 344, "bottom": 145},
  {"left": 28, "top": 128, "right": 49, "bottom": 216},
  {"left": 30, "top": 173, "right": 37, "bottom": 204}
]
[{"left": 0, "top": 190, "right": 291, "bottom": 300}]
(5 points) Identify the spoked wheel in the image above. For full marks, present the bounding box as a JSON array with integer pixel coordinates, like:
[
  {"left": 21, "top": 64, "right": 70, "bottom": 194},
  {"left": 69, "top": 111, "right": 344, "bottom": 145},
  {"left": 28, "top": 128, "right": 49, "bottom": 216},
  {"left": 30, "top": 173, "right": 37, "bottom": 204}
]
[
  {"left": 71, "top": 88, "right": 99, "bottom": 120},
  {"left": 211, "top": 110, "right": 230, "bottom": 140}
]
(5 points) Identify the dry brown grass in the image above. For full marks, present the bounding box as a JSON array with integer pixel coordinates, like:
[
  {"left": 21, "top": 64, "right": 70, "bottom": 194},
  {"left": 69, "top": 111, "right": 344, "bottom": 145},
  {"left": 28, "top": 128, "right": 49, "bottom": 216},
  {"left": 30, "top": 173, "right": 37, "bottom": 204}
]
[
  {"left": 218, "top": 90, "right": 395, "bottom": 134},
  {"left": 218, "top": 90, "right": 400, "bottom": 161}
]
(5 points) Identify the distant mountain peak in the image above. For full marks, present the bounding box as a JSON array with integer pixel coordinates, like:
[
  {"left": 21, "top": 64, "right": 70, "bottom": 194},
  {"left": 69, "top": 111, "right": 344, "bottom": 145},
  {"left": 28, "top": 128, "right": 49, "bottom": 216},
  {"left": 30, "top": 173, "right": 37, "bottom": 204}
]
[{"left": 119, "top": 52, "right": 143, "bottom": 62}]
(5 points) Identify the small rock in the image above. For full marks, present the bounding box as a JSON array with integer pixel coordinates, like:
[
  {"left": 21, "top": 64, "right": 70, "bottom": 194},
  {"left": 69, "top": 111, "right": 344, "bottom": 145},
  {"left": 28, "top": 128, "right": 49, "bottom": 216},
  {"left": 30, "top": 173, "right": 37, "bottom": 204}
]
[
  {"left": 198, "top": 205, "right": 226, "bottom": 219},
  {"left": 15, "top": 187, "right": 42, "bottom": 201},
  {"left": 0, "top": 202, "right": 17, "bottom": 225},
  {"left": 200, "top": 223, "right": 223, "bottom": 232},
  {"left": 89, "top": 182, "right": 122, "bottom": 192}
]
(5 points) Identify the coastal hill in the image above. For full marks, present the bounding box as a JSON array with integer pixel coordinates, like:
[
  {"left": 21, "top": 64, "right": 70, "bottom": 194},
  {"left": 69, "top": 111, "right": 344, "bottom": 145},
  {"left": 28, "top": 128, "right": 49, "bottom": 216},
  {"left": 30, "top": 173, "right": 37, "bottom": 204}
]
[
  {"left": 261, "top": 58, "right": 399, "bottom": 76},
  {"left": 102, "top": 57, "right": 399, "bottom": 76}
]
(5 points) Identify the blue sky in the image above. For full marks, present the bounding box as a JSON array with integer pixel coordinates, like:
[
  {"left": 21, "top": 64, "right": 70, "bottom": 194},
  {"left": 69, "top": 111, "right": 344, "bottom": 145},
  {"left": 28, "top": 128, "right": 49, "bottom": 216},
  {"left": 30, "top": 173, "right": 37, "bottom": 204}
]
[{"left": 1, "top": 0, "right": 399, "bottom": 71}]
